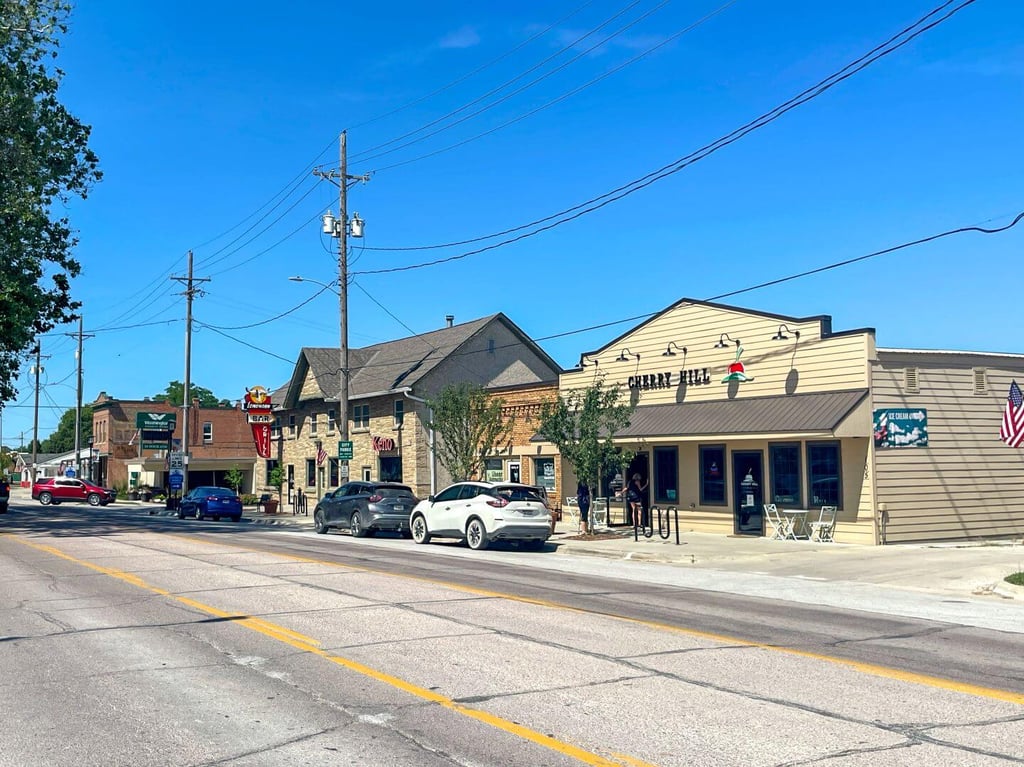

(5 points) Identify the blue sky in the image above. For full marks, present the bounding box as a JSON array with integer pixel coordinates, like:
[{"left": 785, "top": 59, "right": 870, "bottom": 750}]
[{"left": 4, "top": 0, "right": 1021, "bottom": 446}]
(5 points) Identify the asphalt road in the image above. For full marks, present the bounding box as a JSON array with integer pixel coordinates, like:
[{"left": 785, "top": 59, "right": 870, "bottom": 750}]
[{"left": 1, "top": 501, "right": 1022, "bottom": 766}]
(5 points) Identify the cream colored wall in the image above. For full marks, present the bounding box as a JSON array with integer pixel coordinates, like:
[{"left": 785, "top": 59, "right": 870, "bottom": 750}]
[
  {"left": 562, "top": 302, "right": 870, "bottom": 402},
  {"left": 872, "top": 353, "right": 1024, "bottom": 543}
]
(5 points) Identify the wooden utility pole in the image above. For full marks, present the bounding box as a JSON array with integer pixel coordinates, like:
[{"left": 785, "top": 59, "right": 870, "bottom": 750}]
[{"left": 172, "top": 251, "right": 209, "bottom": 496}]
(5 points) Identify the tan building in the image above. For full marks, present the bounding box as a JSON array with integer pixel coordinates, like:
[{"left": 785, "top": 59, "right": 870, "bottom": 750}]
[
  {"left": 550, "top": 298, "right": 1024, "bottom": 544},
  {"left": 265, "top": 314, "right": 561, "bottom": 509},
  {"left": 483, "top": 381, "right": 561, "bottom": 499}
]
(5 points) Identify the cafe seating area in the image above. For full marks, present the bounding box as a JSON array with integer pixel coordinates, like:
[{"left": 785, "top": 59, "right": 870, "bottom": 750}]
[{"left": 765, "top": 503, "right": 837, "bottom": 542}]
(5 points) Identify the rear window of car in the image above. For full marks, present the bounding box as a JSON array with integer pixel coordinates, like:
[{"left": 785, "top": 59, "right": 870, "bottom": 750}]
[
  {"left": 373, "top": 485, "right": 414, "bottom": 498},
  {"left": 489, "top": 486, "right": 544, "bottom": 503},
  {"left": 202, "top": 488, "right": 235, "bottom": 497}
]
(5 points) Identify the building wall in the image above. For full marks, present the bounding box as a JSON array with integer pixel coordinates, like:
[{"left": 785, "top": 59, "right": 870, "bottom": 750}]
[{"left": 872, "top": 352, "right": 1024, "bottom": 543}]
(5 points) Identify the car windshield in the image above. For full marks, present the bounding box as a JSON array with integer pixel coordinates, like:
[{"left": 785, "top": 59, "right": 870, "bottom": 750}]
[
  {"left": 374, "top": 485, "right": 414, "bottom": 498},
  {"left": 489, "top": 486, "right": 544, "bottom": 503}
]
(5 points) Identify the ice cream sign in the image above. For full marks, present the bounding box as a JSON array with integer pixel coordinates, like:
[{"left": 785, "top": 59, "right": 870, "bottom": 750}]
[
  {"left": 721, "top": 345, "right": 754, "bottom": 384},
  {"left": 243, "top": 385, "right": 274, "bottom": 458}
]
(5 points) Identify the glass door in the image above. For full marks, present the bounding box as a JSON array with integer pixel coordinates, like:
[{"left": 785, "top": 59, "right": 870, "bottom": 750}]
[{"left": 732, "top": 451, "right": 764, "bottom": 536}]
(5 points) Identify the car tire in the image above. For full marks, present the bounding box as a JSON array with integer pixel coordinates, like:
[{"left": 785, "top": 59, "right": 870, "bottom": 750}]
[
  {"left": 411, "top": 514, "right": 431, "bottom": 544},
  {"left": 350, "top": 512, "right": 370, "bottom": 538},
  {"left": 466, "top": 517, "right": 489, "bottom": 551},
  {"left": 87, "top": 493, "right": 101, "bottom": 507},
  {"left": 177, "top": 508, "right": 186, "bottom": 519},
  {"left": 314, "top": 510, "right": 329, "bottom": 534},
  {"left": 39, "top": 491, "right": 53, "bottom": 506},
  {"left": 196, "top": 508, "right": 205, "bottom": 521}
]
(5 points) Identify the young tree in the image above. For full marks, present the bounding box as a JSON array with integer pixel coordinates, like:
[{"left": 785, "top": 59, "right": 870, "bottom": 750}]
[
  {"left": 0, "top": 2, "right": 102, "bottom": 406},
  {"left": 152, "top": 381, "right": 221, "bottom": 407},
  {"left": 536, "top": 375, "right": 636, "bottom": 530},
  {"left": 224, "top": 465, "right": 244, "bottom": 493},
  {"left": 427, "top": 382, "right": 512, "bottom": 483}
]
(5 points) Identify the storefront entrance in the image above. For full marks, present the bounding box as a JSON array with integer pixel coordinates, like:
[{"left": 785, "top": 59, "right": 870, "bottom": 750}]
[{"left": 732, "top": 451, "right": 764, "bottom": 536}]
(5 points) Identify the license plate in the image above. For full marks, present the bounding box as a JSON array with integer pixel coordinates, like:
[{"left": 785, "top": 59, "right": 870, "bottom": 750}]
[
  {"left": 520, "top": 509, "right": 537, "bottom": 516},
  {"left": 393, "top": 505, "right": 405, "bottom": 511}
]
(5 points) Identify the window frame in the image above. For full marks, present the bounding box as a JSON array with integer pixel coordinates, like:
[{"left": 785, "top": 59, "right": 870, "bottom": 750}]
[
  {"left": 393, "top": 400, "right": 404, "bottom": 427},
  {"left": 305, "top": 458, "right": 316, "bottom": 487},
  {"left": 353, "top": 403, "right": 370, "bottom": 429},
  {"left": 327, "top": 408, "right": 336, "bottom": 432},
  {"left": 288, "top": 415, "right": 296, "bottom": 438},
  {"left": 698, "top": 444, "right": 727, "bottom": 506},
  {"left": 653, "top": 445, "right": 678, "bottom": 504},
  {"left": 806, "top": 440, "right": 843, "bottom": 509},
  {"left": 768, "top": 442, "right": 802, "bottom": 507},
  {"left": 202, "top": 421, "right": 213, "bottom": 444},
  {"left": 309, "top": 413, "right": 318, "bottom": 436}
]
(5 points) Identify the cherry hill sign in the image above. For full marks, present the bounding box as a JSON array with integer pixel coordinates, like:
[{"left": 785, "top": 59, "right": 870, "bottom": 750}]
[{"left": 243, "top": 386, "right": 273, "bottom": 458}]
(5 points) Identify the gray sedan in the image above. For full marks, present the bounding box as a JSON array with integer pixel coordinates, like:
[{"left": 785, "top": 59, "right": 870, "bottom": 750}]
[{"left": 313, "top": 482, "right": 419, "bottom": 537}]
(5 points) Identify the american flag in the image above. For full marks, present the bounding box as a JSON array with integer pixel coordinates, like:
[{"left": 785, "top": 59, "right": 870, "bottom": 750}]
[
  {"left": 1001, "top": 380, "right": 1024, "bottom": 448},
  {"left": 315, "top": 444, "right": 328, "bottom": 465}
]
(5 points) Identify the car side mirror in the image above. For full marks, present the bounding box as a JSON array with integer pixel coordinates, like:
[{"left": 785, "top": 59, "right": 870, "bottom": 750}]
[{"left": 427, "top": 495, "right": 435, "bottom": 503}]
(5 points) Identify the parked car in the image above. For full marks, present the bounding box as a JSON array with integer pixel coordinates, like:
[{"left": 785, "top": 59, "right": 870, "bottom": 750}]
[
  {"left": 314, "top": 481, "right": 419, "bottom": 537},
  {"left": 32, "top": 477, "right": 116, "bottom": 506},
  {"left": 409, "top": 481, "right": 552, "bottom": 550},
  {"left": 178, "top": 486, "right": 242, "bottom": 522},
  {"left": 0, "top": 476, "right": 9, "bottom": 513}
]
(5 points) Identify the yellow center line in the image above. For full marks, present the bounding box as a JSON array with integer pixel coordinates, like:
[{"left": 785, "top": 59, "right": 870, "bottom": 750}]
[
  {"left": 5, "top": 534, "right": 653, "bottom": 767},
  {"left": 162, "top": 533, "right": 1024, "bottom": 707}
]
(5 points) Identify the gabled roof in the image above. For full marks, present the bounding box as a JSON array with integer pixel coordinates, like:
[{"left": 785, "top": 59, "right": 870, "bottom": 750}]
[{"left": 282, "top": 313, "right": 561, "bottom": 406}]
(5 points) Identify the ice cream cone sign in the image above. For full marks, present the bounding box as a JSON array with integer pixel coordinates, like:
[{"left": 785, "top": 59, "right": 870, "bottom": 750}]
[{"left": 721, "top": 345, "right": 754, "bottom": 383}]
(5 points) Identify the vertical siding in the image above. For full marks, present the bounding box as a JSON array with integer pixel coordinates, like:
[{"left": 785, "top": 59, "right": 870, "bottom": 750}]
[{"left": 873, "top": 353, "right": 1024, "bottom": 543}]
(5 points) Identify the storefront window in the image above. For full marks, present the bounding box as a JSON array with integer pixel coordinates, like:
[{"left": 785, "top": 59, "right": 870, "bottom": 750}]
[
  {"left": 484, "top": 458, "right": 503, "bottom": 483},
  {"left": 769, "top": 443, "right": 801, "bottom": 506},
  {"left": 379, "top": 456, "right": 402, "bottom": 482},
  {"left": 699, "top": 445, "right": 726, "bottom": 505},
  {"left": 653, "top": 446, "right": 678, "bottom": 503},
  {"left": 533, "top": 457, "right": 555, "bottom": 492},
  {"left": 328, "top": 458, "right": 339, "bottom": 488},
  {"left": 807, "top": 442, "right": 842, "bottom": 508},
  {"left": 305, "top": 459, "right": 316, "bottom": 487}
]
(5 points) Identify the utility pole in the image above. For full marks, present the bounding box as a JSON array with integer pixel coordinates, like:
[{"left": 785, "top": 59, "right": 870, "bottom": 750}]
[
  {"left": 65, "top": 316, "right": 94, "bottom": 478},
  {"left": 314, "top": 131, "right": 368, "bottom": 486},
  {"left": 31, "top": 344, "right": 47, "bottom": 484},
  {"left": 171, "top": 251, "right": 209, "bottom": 496}
]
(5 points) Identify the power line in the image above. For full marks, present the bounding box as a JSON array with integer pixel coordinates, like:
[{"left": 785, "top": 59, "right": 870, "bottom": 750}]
[
  {"left": 353, "top": 0, "right": 974, "bottom": 272},
  {"left": 200, "top": 283, "right": 332, "bottom": 330},
  {"left": 194, "top": 322, "right": 295, "bottom": 364}
]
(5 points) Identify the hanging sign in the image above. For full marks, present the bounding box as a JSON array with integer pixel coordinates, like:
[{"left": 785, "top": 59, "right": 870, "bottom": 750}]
[
  {"left": 721, "top": 346, "right": 754, "bottom": 384},
  {"left": 243, "top": 385, "right": 274, "bottom": 458},
  {"left": 873, "top": 408, "right": 928, "bottom": 448}
]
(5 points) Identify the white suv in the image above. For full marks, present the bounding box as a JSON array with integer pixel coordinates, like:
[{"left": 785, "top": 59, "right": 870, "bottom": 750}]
[{"left": 409, "top": 481, "right": 552, "bottom": 550}]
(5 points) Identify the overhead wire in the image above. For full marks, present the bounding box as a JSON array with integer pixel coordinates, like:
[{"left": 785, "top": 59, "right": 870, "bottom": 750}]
[{"left": 354, "top": 0, "right": 974, "bottom": 267}]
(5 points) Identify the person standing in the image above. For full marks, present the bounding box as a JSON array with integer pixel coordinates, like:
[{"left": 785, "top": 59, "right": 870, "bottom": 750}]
[
  {"left": 576, "top": 481, "right": 591, "bottom": 535},
  {"left": 627, "top": 473, "right": 648, "bottom": 527}
]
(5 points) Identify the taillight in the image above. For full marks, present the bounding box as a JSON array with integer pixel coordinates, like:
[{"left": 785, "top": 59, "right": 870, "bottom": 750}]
[
  {"left": 486, "top": 497, "right": 508, "bottom": 508},
  {"left": 367, "top": 494, "right": 383, "bottom": 502}
]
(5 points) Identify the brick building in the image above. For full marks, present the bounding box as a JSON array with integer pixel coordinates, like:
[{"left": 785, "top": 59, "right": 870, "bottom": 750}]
[
  {"left": 261, "top": 314, "right": 562, "bottom": 509},
  {"left": 91, "top": 393, "right": 259, "bottom": 493},
  {"left": 482, "top": 381, "right": 561, "bottom": 502}
]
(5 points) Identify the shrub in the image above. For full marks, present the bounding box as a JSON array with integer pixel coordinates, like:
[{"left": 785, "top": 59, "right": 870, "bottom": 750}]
[
  {"left": 240, "top": 494, "right": 259, "bottom": 506},
  {"left": 1006, "top": 572, "right": 1024, "bottom": 587}
]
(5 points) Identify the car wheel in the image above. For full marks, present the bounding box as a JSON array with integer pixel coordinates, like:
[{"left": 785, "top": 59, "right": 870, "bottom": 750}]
[
  {"left": 177, "top": 508, "right": 186, "bottom": 520},
  {"left": 196, "top": 507, "right": 205, "bottom": 521},
  {"left": 350, "top": 512, "right": 370, "bottom": 538},
  {"left": 39, "top": 491, "right": 53, "bottom": 505},
  {"left": 411, "top": 514, "right": 431, "bottom": 544},
  {"left": 466, "top": 517, "right": 488, "bottom": 551},
  {"left": 314, "top": 510, "right": 329, "bottom": 534},
  {"left": 87, "top": 493, "right": 101, "bottom": 507}
]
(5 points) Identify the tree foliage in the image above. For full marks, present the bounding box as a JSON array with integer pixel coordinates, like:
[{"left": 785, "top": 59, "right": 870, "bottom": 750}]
[
  {"left": 427, "top": 382, "right": 512, "bottom": 483},
  {"left": 39, "top": 404, "right": 91, "bottom": 453},
  {"left": 0, "top": 1, "right": 101, "bottom": 407},
  {"left": 224, "top": 465, "right": 244, "bottom": 493},
  {"left": 536, "top": 376, "right": 635, "bottom": 496},
  {"left": 152, "top": 381, "right": 224, "bottom": 408}
]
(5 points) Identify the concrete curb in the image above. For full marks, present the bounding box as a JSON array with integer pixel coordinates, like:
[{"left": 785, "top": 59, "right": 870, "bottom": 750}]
[{"left": 993, "top": 578, "right": 1024, "bottom": 601}]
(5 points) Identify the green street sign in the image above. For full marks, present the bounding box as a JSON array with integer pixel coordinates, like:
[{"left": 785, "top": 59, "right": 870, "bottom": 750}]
[
  {"left": 141, "top": 440, "right": 167, "bottom": 450},
  {"left": 136, "top": 412, "right": 176, "bottom": 431},
  {"left": 337, "top": 440, "right": 353, "bottom": 460}
]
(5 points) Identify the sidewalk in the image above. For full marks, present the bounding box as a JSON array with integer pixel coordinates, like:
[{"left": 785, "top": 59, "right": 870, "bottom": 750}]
[{"left": 8, "top": 486, "right": 1023, "bottom": 600}]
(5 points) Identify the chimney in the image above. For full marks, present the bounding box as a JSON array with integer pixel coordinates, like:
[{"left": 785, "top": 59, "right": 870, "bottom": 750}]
[{"left": 445, "top": 315, "right": 454, "bottom": 328}]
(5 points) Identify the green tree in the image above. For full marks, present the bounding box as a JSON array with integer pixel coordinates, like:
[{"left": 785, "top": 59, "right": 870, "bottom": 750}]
[
  {"left": 39, "top": 405, "right": 92, "bottom": 453},
  {"left": 152, "top": 381, "right": 222, "bottom": 407},
  {"left": 536, "top": 375, "right": 636, "bottom": 519},
  {"left": 0, "top": 1, "right": 101, "bottom": 407},
  {"left": 427, "top": 382, "right": 512, "bottom": 482},
  {"left": 224, "top": 465, "right": 244, "bottom": 493}
]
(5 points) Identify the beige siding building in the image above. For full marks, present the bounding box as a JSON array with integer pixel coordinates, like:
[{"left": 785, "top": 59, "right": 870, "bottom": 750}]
[
  {"left": 263, "top": 314, "right": 561, "bottom": 509},
  {"left": 547, "top": 298, "right": 1024, "bottom": 544}
]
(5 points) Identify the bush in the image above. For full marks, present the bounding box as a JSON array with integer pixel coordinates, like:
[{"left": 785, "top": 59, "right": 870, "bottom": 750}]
[
  {"left": 1006, "top": 572, "right": 1024, "bottom": 587},
  {"left": 114, "top": 482, "right": 129, "bottom": 500},
  {"left": 240, "top": 494, "right": 259, "bottom": 506}
]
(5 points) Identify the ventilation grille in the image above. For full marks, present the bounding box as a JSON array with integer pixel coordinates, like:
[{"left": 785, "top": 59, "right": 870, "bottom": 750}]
[
  {"left": 973, "top": 368, "right": 987, "bottom": 395},
  {"left": 903, "top": 367, "right": 920, "bottom": 394}
]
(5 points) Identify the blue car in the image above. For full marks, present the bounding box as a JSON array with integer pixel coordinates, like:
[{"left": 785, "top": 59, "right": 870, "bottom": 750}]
[{"left": 178, "top": 486, "right": 243, "bottom": 522}]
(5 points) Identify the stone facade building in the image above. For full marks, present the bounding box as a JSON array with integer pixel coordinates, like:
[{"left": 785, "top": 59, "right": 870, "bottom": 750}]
[{"left": 261, "top": 314, "right": 562, "bottom": 510}]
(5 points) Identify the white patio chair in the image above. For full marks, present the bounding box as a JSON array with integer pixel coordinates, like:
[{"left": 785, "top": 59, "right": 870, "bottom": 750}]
[
  {"left": 564, "top": 497, "right": 580, "bottom": 532},
  {"left": 591, "top": 498, "right": 608, "bottom": 531},
  {"left": 764, "top": 503, "right": 791, "bottom": 540},
  {"left": 809, "top": 506, "right": 838, "bottom": 542}
]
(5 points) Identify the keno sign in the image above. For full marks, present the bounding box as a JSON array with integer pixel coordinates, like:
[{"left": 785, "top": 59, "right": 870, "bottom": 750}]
[{"left": 372, "top": 435, "right": 395, "bottom": 452}]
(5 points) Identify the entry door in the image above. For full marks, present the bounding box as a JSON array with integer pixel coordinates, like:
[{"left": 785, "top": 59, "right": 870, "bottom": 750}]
[{"left": 732, "top": 451, "right": 764, "bottom": 536}]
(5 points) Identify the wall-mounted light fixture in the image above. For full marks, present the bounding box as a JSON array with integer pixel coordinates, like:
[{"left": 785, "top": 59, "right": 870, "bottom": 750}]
[
  {"left": 580, "top": 354, "right": 599, "bottom": 369},
  {"left": 662, "top": 342, "right": 687, "bottom": 357},
  {"left": 771, "top": 324, "right": 800, "bottom": 341},
  {"left": 615, "top": 348, "right": 640, "bottom": 363},
  {"left": 714, "top": 333, "right": 740, "bottom": 349}
]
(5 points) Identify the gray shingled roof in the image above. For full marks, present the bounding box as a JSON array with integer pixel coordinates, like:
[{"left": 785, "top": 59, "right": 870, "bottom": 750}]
[
  {"left": 285, "top": 314, "right": 559, "bottom": 405},
  {"left": 616, "top": 389, "right": 869, "bottom": 438}
]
